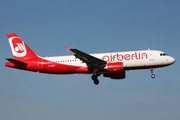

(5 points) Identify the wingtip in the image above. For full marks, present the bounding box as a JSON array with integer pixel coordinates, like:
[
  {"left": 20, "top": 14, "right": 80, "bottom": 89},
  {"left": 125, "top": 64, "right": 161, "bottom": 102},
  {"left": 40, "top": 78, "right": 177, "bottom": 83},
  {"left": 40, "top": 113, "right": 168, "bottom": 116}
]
[{"left": 66, "top": 46, "right": 71, "bottom": 51}]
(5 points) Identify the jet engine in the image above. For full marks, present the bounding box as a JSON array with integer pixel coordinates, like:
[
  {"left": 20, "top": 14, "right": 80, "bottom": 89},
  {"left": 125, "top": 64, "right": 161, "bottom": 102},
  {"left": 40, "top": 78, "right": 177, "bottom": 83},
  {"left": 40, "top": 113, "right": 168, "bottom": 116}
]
[{"left": 105, "top": 62, "right": 124, "bottom": 73}]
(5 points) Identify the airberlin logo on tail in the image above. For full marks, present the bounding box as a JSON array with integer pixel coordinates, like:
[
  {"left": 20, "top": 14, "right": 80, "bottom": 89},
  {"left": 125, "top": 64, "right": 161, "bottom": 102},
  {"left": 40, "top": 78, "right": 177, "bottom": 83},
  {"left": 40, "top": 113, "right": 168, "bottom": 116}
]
[
  {"left": 14, "top": 43, "right": 25, "bottom": 52},
  {"left": 8, "top": 37, "right": 27, "bottom": 57}
]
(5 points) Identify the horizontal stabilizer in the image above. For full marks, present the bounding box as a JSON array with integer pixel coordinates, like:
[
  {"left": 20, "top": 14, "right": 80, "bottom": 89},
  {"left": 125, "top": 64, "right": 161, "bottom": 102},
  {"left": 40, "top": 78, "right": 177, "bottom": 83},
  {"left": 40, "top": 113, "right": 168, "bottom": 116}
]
[{"left": 6, "top": 58, "right": 27, "bottom": 65}]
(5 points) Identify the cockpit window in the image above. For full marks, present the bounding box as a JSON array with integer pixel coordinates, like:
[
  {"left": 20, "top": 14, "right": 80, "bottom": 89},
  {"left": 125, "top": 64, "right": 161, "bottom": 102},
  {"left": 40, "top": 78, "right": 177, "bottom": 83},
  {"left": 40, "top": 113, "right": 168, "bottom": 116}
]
[{"left": 160, "top": 53, "right": 168, "bottom": 56}]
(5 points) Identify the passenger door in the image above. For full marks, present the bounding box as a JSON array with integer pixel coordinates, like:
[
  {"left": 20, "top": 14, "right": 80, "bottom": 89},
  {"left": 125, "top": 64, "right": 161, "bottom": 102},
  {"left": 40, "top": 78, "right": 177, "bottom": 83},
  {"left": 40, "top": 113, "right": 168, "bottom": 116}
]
[{"left": 149, "top": 50, "right": 155, "bottom": 61}]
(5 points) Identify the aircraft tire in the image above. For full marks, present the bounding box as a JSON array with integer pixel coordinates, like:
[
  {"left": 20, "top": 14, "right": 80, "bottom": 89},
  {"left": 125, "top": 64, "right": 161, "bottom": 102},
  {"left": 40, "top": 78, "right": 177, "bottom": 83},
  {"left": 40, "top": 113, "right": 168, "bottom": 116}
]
[
  {"left": 91, "top": 74, "right": 97, "bottom": 80},
  {"left": 93, "top": 79, "right": 99, "bottom": 85},
  {"left": 91, "top": 74, "right": 99, "bottom": 85},
  {"left": 151, "top": 74, "right": 155, "bottom": 78}
]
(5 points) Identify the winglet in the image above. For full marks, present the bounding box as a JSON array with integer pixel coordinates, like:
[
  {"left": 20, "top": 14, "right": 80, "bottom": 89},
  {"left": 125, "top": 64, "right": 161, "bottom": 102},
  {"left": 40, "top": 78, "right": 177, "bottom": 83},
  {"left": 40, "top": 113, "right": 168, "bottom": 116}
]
[{"left": 66, "top": 46, "right": 71, "bottom": 51}]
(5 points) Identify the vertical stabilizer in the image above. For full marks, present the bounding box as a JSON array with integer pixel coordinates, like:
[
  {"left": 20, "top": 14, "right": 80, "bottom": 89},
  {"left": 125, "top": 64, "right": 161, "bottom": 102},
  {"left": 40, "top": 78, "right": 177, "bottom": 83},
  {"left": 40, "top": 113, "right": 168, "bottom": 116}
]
[{"left": 7, "top": 33, "right": 38, "bottom": 60}]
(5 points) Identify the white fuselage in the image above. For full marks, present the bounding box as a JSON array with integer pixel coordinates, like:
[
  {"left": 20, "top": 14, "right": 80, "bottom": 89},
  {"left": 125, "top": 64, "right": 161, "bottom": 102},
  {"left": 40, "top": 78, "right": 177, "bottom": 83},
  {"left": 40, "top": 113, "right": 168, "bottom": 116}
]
[{"left": 43, "top": 50, "right": 175, "bottom": 69}]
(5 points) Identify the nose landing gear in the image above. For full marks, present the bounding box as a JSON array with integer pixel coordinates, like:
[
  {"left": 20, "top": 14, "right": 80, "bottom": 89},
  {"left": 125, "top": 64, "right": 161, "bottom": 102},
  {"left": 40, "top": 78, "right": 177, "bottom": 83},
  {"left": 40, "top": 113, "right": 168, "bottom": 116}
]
[{"left": 150, "top": 68, "right": 155, "bottom": 78}]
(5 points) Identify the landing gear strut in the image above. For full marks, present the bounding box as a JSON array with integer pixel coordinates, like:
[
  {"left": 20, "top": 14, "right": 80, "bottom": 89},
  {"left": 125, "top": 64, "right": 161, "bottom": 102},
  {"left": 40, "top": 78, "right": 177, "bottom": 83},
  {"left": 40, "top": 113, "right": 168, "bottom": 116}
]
[
  {"left": 150, "top": 68, "right": 155, "bottom": 78},
  {"left": 91, "top": 74, "right": 99, "bottom": 85}
]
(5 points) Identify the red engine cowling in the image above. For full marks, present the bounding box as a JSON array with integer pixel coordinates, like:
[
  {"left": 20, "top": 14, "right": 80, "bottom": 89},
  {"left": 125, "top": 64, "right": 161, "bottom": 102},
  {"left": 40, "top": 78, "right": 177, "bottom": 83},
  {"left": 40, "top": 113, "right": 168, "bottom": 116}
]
[{"left": 105, "top": 62, "right": 123, "bottom": 73}]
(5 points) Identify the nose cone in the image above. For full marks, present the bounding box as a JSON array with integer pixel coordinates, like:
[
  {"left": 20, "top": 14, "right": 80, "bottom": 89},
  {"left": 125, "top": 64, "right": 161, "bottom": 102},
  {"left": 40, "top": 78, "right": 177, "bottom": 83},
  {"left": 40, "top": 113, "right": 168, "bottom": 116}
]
[{"left": 169, "top": 57, "right": 176, "bottom": 64}]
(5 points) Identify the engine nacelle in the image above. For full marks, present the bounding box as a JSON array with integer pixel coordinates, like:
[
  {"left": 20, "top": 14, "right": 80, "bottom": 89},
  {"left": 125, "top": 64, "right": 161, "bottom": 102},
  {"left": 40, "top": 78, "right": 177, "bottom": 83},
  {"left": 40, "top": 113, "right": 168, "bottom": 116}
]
[
  {"left": 105, "top": 62, "right": 123, "bottom": 73},
  {"left": 103, "top": 71, "right": 126, "bottom": 79}
]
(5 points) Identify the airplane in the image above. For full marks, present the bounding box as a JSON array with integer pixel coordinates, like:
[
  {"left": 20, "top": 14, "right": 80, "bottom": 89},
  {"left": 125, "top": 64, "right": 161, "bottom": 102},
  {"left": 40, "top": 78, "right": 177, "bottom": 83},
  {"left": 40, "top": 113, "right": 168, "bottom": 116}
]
[{"left": 5, "top": 33, "right": 175, "bottom": 85}]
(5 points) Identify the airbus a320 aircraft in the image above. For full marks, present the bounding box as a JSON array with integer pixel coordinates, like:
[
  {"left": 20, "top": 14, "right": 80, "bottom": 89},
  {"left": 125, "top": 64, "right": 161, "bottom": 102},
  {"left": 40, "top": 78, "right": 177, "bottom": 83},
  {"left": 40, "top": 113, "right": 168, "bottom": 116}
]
[{"left": 5, "top": 33, "right": 175, "bottom": 85}]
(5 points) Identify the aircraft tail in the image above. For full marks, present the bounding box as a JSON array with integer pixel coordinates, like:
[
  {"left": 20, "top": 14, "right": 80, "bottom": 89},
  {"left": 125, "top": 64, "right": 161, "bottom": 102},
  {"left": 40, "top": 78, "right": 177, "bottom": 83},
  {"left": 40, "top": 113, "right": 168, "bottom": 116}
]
[{"left": 7, "top": 33, "right": 39, "bottom": 60}]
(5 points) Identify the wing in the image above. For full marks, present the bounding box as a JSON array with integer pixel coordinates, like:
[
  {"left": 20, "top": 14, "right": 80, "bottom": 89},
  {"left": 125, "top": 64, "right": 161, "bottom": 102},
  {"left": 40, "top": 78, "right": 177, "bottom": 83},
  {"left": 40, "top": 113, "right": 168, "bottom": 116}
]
[{"left": 66, "top": 47, "right": 106, "bottom": 68}]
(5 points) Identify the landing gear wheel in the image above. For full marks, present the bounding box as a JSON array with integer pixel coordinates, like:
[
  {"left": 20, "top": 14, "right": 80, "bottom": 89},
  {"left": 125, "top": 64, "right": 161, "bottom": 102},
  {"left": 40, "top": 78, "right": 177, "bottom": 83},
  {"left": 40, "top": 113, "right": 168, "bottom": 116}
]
[
  {"left": 150, "top": 68, "right": 155, "bottom": 79},
  {"left": 151, "top": 74, "right": 155, "bottom": 78},
  {"left": 91, "top": 74, "right": 97, "bottom": 80},
  {"left": 91, "top": 74, "right": 100, "bottom": 85},
  {"left": 93, "top": 79, "right": 99, "bottom": 85}
]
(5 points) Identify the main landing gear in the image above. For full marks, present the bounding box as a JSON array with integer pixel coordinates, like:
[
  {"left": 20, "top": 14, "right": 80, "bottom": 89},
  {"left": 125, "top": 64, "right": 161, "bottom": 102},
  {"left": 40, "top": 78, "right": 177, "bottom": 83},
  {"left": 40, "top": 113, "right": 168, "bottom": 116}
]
[
  {"left": 91, "top": 74, "right": 100, "bottom": 85},
  {"left": 150, "top": 68, "right": 155, "bottom": 78}
]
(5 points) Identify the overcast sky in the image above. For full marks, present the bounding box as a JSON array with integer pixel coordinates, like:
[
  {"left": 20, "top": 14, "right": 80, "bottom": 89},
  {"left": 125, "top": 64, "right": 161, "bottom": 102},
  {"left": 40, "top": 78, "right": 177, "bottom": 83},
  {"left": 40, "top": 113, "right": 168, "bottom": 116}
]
[{"left": 0, "top": 0, "right": 180, "bottom": 120}]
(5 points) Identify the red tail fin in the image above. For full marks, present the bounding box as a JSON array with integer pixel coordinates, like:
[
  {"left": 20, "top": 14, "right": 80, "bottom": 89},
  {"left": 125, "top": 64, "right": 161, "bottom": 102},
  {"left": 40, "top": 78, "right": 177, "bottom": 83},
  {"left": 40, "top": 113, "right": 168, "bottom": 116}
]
[{"left": 7, "top": 33, "right": 38, "bottom": 60}]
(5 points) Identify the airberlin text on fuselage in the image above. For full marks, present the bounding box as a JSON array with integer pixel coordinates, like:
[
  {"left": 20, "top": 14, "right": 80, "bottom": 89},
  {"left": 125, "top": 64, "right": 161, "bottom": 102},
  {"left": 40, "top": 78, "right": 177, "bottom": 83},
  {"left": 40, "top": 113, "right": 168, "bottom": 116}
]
[{"left": 102, "top": 52, "right": 148, "bottom": 62}]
